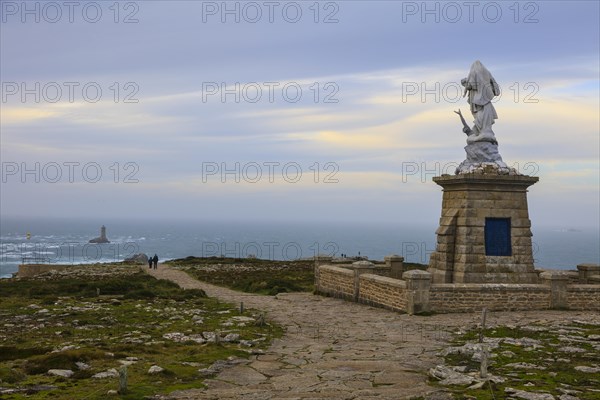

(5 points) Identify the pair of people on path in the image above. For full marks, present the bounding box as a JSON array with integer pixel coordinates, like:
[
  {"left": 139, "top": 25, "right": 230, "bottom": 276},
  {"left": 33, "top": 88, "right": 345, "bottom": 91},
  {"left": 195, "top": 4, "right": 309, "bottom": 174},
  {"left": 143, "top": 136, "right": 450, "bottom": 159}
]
[{"left": 148, "top": 254, "right": 158, "bottom": 269}]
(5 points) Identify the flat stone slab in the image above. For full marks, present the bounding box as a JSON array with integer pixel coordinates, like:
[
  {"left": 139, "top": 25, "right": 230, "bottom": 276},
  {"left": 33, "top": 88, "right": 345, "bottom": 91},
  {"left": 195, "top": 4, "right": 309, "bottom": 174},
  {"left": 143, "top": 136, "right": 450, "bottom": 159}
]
[
  {"left": 249, "top": 360, "right": 286, "bottom": 377},
  {"left": 145, "top": 265, "right": 600, "bottom": 400},
  {"left": 47, "top": 369, "right": 73, "bottom": 378},
  {"left": 216, "top": 366, "right": 267, "bottom": 386}
]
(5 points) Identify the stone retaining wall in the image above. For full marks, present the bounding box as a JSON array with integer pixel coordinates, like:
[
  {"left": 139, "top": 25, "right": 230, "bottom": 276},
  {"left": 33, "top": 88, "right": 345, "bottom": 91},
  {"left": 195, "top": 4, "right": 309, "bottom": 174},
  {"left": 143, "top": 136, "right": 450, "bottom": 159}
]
[
  {"left": 318, "top": 265, "right": 355, "bottom": 300},
  {"left": 428, "top": 284, "right": 550, "bottom": 313},
  {"left": 316, "top": 262, "right": 600, "bottom": 314},
  {"left": 566, "top": 285, "right": 600, "bottom": 311},
  {"left": 358, "top": 274, "right": 407, "bottom": 312}
]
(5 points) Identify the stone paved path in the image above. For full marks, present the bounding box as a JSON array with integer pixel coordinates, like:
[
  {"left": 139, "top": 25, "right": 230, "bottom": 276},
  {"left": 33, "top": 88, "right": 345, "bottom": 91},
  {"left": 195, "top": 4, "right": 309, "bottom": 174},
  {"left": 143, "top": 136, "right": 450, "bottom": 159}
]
[{"left": 145, "top": 265, "right": 597, "bottom": 400}]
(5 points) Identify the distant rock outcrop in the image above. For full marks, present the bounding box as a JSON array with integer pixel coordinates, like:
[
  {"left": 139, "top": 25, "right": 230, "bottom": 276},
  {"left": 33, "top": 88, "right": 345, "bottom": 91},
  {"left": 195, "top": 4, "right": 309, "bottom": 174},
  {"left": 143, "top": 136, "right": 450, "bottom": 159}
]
[
  {"left": 124, "top": 253, "right": 149, "bottom": 265},
  {"left": 89, "top": 225, "right": 110, "bottom": 244}
]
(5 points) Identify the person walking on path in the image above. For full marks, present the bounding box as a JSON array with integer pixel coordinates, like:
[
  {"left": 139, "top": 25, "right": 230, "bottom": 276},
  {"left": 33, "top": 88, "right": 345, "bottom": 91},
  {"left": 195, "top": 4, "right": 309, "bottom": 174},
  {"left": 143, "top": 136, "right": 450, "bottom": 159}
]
[
  {"left": 148, "top": 255, "right": 153, "bottom": 269},
  {"left": 152, "top": 254, "right": 159, "bottom": 269}
]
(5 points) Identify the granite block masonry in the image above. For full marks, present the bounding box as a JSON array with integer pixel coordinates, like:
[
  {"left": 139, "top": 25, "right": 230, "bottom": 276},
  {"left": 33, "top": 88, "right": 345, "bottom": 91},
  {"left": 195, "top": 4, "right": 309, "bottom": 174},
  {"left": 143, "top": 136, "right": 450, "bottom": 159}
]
[
  {"left": 427, "top": 174, "right": 539, "bottom": 284},
  {"left": 315, "top": 261, "right": 600, "bottom": 314}
]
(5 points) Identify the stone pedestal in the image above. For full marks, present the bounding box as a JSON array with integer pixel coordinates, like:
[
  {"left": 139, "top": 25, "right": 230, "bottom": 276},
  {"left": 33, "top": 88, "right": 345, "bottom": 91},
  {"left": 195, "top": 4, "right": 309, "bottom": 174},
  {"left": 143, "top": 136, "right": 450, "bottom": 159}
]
[
  {"left": 541, "top": 271, "right": 570, "bottom": 309},
  {"left": 403, "top": 270, "right": 431, "bottom": 315},
  {"left": 577, "top": 263, "right": 600, "bottom": 283},
  {"left": 427, "top": 173, "right": 539, "bottom": 284},
  {"left": 349, "top": 261, "right": 376, "bottom": 301},
  {"left": 385, "top": 254, "right": 405, "bottom": 279}
]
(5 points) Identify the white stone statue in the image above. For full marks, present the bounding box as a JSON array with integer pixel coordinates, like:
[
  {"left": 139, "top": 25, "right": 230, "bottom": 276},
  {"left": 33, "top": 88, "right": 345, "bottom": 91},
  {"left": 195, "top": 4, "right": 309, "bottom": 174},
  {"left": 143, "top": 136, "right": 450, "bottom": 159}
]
[
  {"left": 461, "top": 60, "right": 500, "bottom": 144},
  {"left": 455, "top": 61, "right": 516, "bottom": 175}
]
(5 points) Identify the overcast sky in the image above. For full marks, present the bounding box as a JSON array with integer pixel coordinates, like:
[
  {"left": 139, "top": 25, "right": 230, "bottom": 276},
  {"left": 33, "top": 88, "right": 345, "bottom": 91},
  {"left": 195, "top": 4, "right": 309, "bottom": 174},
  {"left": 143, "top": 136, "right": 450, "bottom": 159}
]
[{"left": 1, "top": 0, "right": 598, "bottom": 228}]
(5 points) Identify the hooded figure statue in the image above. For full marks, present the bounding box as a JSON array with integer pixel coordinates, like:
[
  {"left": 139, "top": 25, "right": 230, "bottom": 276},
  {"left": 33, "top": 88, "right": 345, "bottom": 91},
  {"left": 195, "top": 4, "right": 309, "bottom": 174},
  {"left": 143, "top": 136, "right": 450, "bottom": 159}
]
[
  {"left": 454, "top": 61, "right": 515, "bottom": 174},
  {"left": 460, "top": 60, "right": 500, "bottom": 143}
]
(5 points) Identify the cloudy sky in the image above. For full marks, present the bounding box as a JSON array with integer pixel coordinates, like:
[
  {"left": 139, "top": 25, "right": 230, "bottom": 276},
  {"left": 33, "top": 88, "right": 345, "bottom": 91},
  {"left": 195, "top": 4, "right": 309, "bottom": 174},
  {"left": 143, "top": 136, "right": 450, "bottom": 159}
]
[{"left": 1, "top": 0, "right": 598, "bottom": 228}]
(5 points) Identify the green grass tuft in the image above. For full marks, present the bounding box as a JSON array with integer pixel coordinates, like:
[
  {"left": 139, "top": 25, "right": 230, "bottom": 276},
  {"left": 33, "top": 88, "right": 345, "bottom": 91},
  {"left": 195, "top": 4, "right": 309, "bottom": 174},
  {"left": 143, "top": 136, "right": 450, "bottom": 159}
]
[{"left": 168, "top": 257, "right": 315, "bottom": 295}]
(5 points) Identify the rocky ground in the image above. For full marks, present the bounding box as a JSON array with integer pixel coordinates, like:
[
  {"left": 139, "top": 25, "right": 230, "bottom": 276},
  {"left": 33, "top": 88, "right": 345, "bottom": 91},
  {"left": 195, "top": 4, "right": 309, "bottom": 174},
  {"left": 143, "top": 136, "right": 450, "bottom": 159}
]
[
  {"left": 145, "top": 265, "right": 600, "bottom": 400},
  {"left": 2, "top": 262, "right": 598, "bottom": 399},
  {"left": 0, "top": 264, "right": 280, "bottom": 399},
  {"left": 430, "top": 320, "right": 600, "bottom": 399}
]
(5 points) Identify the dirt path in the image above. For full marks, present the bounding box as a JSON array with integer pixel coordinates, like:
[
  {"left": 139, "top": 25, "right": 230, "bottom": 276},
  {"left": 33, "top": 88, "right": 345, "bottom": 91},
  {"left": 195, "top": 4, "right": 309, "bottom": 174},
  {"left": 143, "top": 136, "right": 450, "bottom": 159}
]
[{"left": 145, "top": 264, "right": 596, "bottom": 400}]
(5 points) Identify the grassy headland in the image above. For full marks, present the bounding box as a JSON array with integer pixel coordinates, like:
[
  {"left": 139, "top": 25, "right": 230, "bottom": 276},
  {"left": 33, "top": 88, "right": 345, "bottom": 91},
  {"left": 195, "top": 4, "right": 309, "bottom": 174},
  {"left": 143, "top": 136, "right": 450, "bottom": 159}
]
[
  {"left": 0, "top": 263, "right": 281, "bottom": 399},
  {"left": 167, "top": 257, "right": 315, "bottom": 295}
]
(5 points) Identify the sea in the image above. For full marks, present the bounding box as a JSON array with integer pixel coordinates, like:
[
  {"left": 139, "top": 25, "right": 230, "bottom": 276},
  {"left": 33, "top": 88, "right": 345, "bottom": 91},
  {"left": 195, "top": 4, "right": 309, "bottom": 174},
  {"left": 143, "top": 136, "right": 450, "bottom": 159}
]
[{"left": 1, "top": 216, "right": 598, "bottom": 279}]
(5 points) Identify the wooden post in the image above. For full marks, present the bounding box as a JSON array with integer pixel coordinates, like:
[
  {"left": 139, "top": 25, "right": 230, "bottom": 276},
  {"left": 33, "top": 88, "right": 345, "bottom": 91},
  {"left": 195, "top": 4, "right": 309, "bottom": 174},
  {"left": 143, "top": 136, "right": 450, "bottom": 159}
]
[
  {"left": 479, "top": 308, "right": 487, "bottom": 343},
  {"left": 480, "top": 347, "right": 488, "bottom": 379},
  {"left": 118, "top": 366, "right": 128, "bottom": 394},
  {"left": 479, "top": 308, "right": 488, "bottom": 379}
]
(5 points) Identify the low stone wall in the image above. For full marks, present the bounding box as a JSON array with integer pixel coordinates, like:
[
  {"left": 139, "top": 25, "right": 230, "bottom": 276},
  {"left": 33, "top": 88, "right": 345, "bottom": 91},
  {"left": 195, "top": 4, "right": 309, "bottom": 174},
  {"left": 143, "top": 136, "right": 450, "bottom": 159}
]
[
  {"left": 316, "top": 262, "right": 600, "bottom": 314},
  {"left": 368, "top": 266, "right": 393, "bottom": 277},
  {"left": 566, "top": 285, "right": 600, "bottom": 311},
  {"left": 358, "top": 274, "right": 407, "bottom": 312},
  {"left": 318, "top": 265, "right": 355, "bottom": 300},
  {"left": 428, "top": 284, "right": 550, "bottom": 313},
  {"left": 17, "top": 264, "right": 71, "bottom": 278},
  {"left": 578, "top": 264, "right": 600, "bottom": 283}
]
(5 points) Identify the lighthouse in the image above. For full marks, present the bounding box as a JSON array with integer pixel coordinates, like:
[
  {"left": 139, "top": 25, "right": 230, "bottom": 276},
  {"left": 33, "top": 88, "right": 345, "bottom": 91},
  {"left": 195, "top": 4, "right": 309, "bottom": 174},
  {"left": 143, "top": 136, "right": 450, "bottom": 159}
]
[{"left": 89, "top": 225, "right": 110, "bottom": 244}]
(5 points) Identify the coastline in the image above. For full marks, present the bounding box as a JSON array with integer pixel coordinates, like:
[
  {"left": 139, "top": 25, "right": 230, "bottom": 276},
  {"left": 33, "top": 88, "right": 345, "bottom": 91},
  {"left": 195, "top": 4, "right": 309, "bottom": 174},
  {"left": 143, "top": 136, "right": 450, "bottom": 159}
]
[{"left": 2, "top": 218, "right": 598, "bottom": 280}]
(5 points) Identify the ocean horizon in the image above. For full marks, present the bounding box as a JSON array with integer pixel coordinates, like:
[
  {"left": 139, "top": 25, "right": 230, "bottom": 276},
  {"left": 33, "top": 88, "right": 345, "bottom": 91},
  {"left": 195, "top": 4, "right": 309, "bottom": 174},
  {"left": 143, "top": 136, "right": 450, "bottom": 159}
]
[{"left": 1, "top": 216, "right": 598, "bottom": 279}]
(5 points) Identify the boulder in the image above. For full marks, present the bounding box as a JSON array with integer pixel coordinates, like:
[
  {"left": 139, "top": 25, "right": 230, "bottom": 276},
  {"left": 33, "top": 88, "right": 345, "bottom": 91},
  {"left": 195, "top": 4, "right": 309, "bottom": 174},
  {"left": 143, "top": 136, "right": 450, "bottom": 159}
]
[
  {"left": 223, "top": 333, "right": 240, "bottom": 343},
  {"left": 505, "top": 387, "right": 555, "bottom": 400},
  {"left": 504, "top": 362, "right": 547, "bottom": 370},
  {"left": 148, "top": 365, "right": 164, "bottom": 374},
  {"left": 429, "top": 365, "right": 476, "bottom": 386},
  {"left": 124, "top": 253, "right": 148, "bottom": 265},
  {"left": 574, "top": 366, "right": 600, "bottom": 373},
  {"left": 92, "top": 369, "right": 119, "bottom": 379},
  {"left": 47, "top": 369, "right": 74, "bottom": 378},
  {"left": 75, "top": 362, "right": 90, "bottom": 370}
]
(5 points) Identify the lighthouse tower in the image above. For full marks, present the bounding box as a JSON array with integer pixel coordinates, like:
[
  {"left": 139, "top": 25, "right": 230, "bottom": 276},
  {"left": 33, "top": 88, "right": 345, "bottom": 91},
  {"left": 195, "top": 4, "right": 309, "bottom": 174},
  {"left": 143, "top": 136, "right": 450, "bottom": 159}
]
[{"left": 89, "top": 225, "right": 110, "bottom": 244}]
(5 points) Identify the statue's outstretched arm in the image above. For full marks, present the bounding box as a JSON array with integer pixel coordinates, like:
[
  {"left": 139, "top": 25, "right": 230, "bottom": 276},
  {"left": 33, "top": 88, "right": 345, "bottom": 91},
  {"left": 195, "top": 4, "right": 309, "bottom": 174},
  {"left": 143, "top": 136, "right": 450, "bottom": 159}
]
[{"left": 454, "top": 109, "right": 471, "bottom": 134}]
